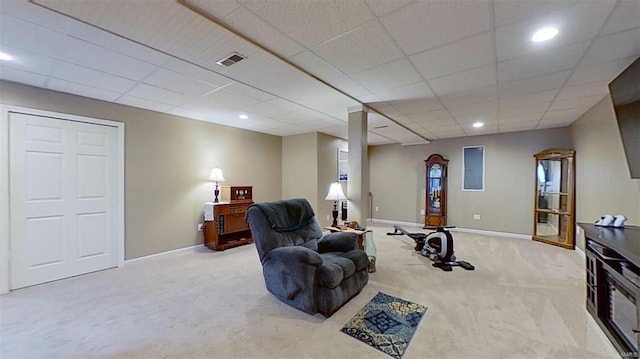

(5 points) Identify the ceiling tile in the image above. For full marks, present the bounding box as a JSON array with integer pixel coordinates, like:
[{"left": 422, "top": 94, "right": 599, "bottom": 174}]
[
  {"left": 600, "top": 0, "right": 640, "bottom": 35},
  {"left": 542, "top": 107, "right": 586, "bottom": 120},
  {"left": 143, "top": 68, "right": 220, "bottom": 97},
  {"left": 47, "top": 78, "right": 120, "bottom": 102},
  {"left": 0, "top": 66, "right": 48, "bottom": 87},
  {"left": 393, "top": 98, "right": 444, "bottom": 116},
  {"left": 244, "top": 101, "right": 291, "bottom": 118},
  {"left": 63, "top": 17, "right": 171, "bottom": 67},
  {"left": 367, "top": 131, "right": 392, "bottom": 145},
  {"left": 190, "top": 87, "right": 262, "bottom": 110},
  {"left": 126, "top": 83, "right": 189, "bottom": 106},
  {"left": 555, "top": 81, "right": 610, "bottom": 101},
  {"left": 495, "top": 1, "right": 615, "bottom": 61},
  {"left": 327, "top": 76, "right": 371, "bottom": 97},
  {"left": 365, "top": 0, "right": 414, "bottom": 17},
  {"left": 225, "top": 82, "right": 275, "bottom": 102},
  {"left": 497, "top": 41, "right": 590, "bottom": 83},
  {"left": 499, "top": 120, "right": 539, "bottom": 132},
  {"left": 0, "top": 45, "right": 55, "bottom": 76},
  {"left": 381, "top": 0, "right": 491, "bottom": 55},
  {"left": 116, "top": 95, "right": 174, "bottom": 113},
  {"left": 167, "top": 107, "right": 208, "bottom": 121},
  {"left": 537, "top": 117, "right": 575, "bottom": 128},
  {"left": 498, "top": 114, "right": 543, "bottom": 123},
  {"left": 59, "top": 36, "right": 158, "bottom": 81},
  {"left": 547, "top": 95, "right": 604, "bottom": 112},
  {"left": 241, "top": 0, "right": 373, "bottom": 48},
  {"left": 160, "top": 58, "right": 235, "bottom": 87},
  {"left": 313, "top": 21, "right": 404, "bottom": 74},
  {"left": 454, "top": 112, "right": 497, "bottom": 125},
  {"left": 499, "top": 70, "right": 570, "bottom": 98},
  {"left": 350, "top": 58, "right": 421, "bottom": 93},
  {"left": 410, "top": 31, "right": 494, "bottom": 80},
  {"left": 223, "top": 6, "right": 305, "bottom": 58},
  {"left": 499, "top": 103, "right": 550, "bottom": 119},
  {"left": 567, "top": 56, "right": 638, "bottom": 86},
  {"left": 0, "top": 14, "right": 73, "bottom": 61},
  {"left": 498, "top": 90, "right": 558, "bottom": 110},
  {"left": 493, "top": 0, "right": 575, "bottom": 27},
  {"left": 50, "top": 61, "right": 136, "bottom": 93},
  {"left": 448, "top": 101, "right": 496, "bottom": 117},
  {"left": 374, "top": 81, "right": 434, "bottom": 101},
  {"left": 357, "top": 93, "right": 382, "bottom": 103},
  {"left": 439, "top": 85, "right": 498, "bottom": 108},
  {"left": 428, "top": 65, "right": 496, "bottom": 96},
  {"left": 266, "top": 97, "right": 307, "bottom": 112},
  {"left": 289, "top": 51, "right": 344, "bottom": 81},
  {"left": 410, "top": 110, "right": 454, "bottom": 124},
  {"left": 185, "top": 0, "right": 242, "bottom": 19},
  {"left": 580, "top": 28, "right": 640, "bottom": 66}
]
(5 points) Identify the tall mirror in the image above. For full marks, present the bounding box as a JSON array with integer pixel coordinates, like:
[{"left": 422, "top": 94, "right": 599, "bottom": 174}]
[{"left": 533, "top": 148, "right": 576, "bottom": 249}]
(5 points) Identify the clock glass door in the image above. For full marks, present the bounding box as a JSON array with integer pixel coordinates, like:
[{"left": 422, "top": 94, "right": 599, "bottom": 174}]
[{"left": 425, "top": 154, "right": 448, "bottom": 227}]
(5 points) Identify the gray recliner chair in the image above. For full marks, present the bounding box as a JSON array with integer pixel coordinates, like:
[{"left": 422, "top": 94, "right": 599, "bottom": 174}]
[{"left": 246, "top": 198, "right": 369, "bottom": 317}]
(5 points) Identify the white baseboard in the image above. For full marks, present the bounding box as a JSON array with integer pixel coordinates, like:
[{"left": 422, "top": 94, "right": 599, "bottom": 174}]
[
  {"left": 574, "top": 245, "right": 586, "bottom": 258},
  {"left": 369, "top": 218, "right": 423, "bottom": 227},
  {"left": 369, "top": 218, "right": 532, "bottom": 240},
  {"left": 450, "top": 227, "right": 532, "bottom": 240},
  {"left": 125, "top": 244, "right": 205, "bottom": 265}
]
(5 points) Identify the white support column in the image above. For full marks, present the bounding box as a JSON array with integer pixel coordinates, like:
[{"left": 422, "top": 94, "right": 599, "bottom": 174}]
[{"left": 347, "top": 106, "right": 369, "bottom": 226}]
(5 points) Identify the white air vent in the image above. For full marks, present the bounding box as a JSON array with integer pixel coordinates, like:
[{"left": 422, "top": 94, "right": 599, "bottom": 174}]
[{"left": 216, "top": 52, "right": 246, "bottom": 67}]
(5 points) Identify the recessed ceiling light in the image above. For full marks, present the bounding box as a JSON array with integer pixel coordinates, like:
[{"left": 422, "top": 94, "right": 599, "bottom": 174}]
[
  {"left": 531, "top": 27, "right": 558, "bottom": 43},
  {"left": 0, "top": 51, "right": 14, "bottom": 61},
  {"left": 238, "top": 114, "right": 248, "bottom": 120},
  {"left": 472, "top": 122, "right": 484, "bottom": 128}
]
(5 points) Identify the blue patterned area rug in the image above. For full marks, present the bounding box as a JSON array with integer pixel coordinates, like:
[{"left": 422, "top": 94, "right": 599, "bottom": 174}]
[{"left": 340, "top": 292, "right": 427, "bottom": 359}]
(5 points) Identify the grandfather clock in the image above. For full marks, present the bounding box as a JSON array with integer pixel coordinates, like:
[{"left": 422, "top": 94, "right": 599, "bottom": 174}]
[{"left": 424, "top": 154, "right": 449, "bottom": 227}]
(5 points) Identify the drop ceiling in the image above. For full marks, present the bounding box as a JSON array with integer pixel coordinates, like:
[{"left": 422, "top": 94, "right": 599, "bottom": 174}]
[{"left": 0, "top": 0, "right": 638, "bottom": 145}]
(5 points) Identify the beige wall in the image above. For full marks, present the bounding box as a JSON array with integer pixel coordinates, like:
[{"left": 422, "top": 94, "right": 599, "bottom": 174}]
[
  {"left": 282, "top": 133, "right": 318, "bottom": 208},
  {"left": 282, "top": 132, "right": 347, "bottom": 225},
  {"left": 317, "top": 132, "right": 348, "bottom": 226},
  {"left": 370, "top": 128, "right": 570, "bottom": 235},
  {"left": 570, "top": 96, "right": 640, "bottom": 228},
  {"left": 0, "top": 81, "right": 282, "bottom": 259}
]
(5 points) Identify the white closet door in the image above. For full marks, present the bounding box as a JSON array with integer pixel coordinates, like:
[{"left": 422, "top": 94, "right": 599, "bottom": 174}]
[{"left": 9, "top": 112, "right": 118, "bottom": 289}]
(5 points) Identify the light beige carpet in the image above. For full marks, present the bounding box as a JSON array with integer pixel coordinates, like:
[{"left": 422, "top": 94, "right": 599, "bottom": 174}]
[{"left": 0, "top": 223, "right": 618, "bottom": 358}]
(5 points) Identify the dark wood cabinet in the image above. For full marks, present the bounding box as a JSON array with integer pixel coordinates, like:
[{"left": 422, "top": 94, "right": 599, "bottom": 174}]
[
  {"left": 580, "top": 223, "right": 640, "bottom": 357},
  {"left": 424, "top": 154, "right": 448, "bottom": 227},
  {"left": 204, "top": 202, "right": 253, "bottom": 251}
]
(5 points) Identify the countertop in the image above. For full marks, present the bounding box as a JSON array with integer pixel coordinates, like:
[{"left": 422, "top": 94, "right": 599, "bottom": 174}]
[{"left": 578, "top": 222, "right": 640, "bottom": 267}]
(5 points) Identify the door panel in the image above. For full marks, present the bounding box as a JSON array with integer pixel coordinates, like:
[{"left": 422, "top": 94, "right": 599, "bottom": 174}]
[{"left": 10, "top": 112, "right": 118, "bottom": 289}]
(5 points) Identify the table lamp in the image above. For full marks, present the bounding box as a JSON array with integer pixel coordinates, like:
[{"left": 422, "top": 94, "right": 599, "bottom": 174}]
[
  {"left": 208, "top": 167, "right": 225, "bottom": 203},
  {"left": 325, "top": 181, "right": 346, "bottom": 227}
]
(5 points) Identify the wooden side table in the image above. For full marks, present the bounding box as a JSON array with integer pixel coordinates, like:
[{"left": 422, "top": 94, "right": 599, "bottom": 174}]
[{"left": 324, "top": 226, "right": 370, "bottom": 250}]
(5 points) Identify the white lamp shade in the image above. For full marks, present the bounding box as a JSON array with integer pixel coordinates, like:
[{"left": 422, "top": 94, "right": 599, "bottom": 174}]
[
  {"left": 325, "top": 182, "right": 346, "bottom": 201},
  {"left": 208, "top": 167, "right": 225, "bottom": 182}
]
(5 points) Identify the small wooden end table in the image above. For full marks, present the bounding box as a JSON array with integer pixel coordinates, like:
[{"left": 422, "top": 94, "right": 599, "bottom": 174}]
[{"left": 324, "top": 226, "right": 371, "bottom": 250}]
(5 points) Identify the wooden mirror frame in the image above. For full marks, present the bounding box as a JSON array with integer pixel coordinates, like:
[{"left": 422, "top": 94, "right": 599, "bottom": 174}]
[{"left": 532, "top": 148, "right": 576, "bottom": 249}]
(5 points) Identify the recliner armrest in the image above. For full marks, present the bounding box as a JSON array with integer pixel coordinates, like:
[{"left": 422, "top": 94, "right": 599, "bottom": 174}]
[
  {"left": 262, "top": 245, "right": 322, "bottom": 267},
  {"left": 318, "top": 232, "right": 357, "bottom": 253}
]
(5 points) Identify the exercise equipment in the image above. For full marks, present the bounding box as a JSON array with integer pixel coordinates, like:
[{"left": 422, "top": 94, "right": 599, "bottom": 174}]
[{"left": 387, "top": 225, "right": 475, "bottom": 272}]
